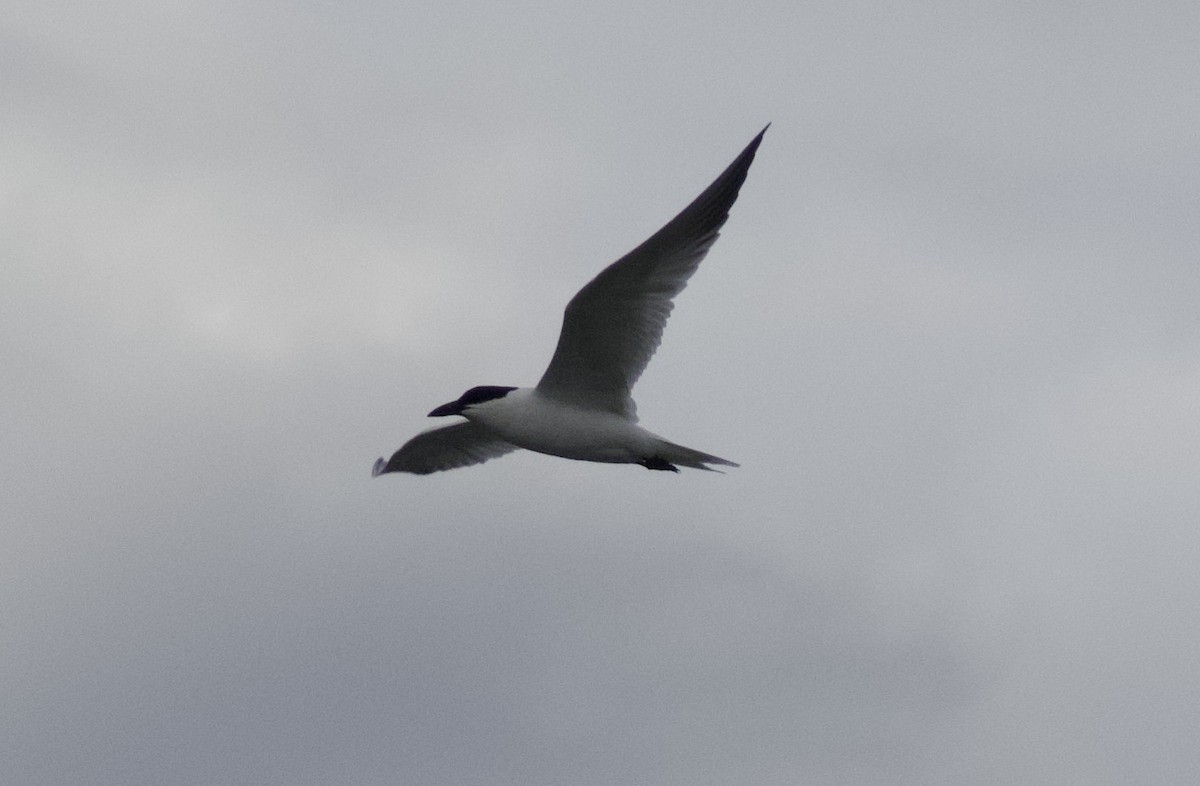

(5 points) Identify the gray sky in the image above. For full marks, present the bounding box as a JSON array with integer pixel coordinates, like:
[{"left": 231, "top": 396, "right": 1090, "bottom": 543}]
[{"left": 5, "top": 2, "right": 1199, "bottom": 784}]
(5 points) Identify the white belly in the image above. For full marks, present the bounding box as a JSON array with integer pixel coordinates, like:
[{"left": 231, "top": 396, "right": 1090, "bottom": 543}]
[{"left": 465, "top": 388, "right": 654, "bottom": 463}]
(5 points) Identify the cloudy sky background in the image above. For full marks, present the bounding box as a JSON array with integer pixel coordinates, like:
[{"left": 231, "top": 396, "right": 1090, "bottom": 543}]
[{"left": 5, "top": 2, "right": 1199, "bottom": 783}]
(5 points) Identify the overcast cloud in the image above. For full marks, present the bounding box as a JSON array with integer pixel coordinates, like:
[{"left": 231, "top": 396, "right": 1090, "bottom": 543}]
[{"left": 4, "top": 2, "right": 1200, "bottom": 784}]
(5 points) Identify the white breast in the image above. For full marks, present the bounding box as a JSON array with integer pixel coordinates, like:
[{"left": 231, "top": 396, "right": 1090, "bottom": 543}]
[{"left": 464, "top": 388, "right": 654, "bottom": 464}]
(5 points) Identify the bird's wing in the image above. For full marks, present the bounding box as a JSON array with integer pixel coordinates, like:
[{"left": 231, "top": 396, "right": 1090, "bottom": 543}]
[
  {"left": 536, "top": 125, "right": 767, "bottom": 418},
  {"left": 372, "top": 422, "right": 518, "bottom": 475}
]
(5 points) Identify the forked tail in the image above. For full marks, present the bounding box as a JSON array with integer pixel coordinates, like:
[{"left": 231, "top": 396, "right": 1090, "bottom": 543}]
[{"left": 650, "top": 438, "right": 740, "bottom": 472}]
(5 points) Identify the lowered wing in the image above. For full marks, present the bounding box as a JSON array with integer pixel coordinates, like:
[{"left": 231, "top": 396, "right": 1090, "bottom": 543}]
[{"left": 373, "top": 422, "right": 518, "bottom": 475}]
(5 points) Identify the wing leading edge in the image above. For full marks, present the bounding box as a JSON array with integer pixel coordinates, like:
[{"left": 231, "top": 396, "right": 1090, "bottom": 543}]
[{"left": 536, "top": 125, "right": 767, "bottom": 417}]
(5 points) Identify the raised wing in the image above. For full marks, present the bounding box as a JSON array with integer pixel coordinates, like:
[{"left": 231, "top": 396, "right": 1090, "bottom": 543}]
[
  {"left": 536, "top": 125, "right": 767, "bottom": 418},
  {"left": 372, "top": 422, "right": 518, "bottom": 475}
]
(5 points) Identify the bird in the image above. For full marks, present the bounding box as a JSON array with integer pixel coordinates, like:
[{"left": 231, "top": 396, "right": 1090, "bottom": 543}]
[{"left": 373, "top": 125, "right": 767, "bottom": 476}]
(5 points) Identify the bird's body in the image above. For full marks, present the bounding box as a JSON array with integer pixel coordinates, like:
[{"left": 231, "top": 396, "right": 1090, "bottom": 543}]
[
  {"left": 466, "top": 388, "right": 654, "bottom": 464},
  {"left": 458, "top": 387, "right": 736, "bottom": 470},
  {"left": 373, "top": 126, "right": 767, "bottom": 476}
]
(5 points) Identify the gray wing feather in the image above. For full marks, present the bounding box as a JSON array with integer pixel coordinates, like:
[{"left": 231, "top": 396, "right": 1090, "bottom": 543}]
[
  {"left": 536, "top": 126, "right": 767, "bottom": 417},
  {"left": 373, "top": 422, "right": 518, "bottom": 475}
]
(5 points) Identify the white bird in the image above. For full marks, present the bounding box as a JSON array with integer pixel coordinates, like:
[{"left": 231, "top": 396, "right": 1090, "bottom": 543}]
[{"left": 373, "top": 126, "right": 767, "bottom": 476}]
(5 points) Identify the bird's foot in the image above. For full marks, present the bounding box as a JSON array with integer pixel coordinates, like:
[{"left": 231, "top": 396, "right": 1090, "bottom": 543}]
[{"left": 641, "top": 457, "right": 680, "bottom": 472}]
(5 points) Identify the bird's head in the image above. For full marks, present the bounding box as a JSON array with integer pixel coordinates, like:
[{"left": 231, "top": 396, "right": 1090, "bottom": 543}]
[{"left": 428, "top": 386, "right": 518, "bottom": 417}]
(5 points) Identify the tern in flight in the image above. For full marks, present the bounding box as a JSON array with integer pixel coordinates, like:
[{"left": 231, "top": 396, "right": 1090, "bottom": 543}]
[{"left": 373, "top": 125, "right": 766, "bottom": 476}]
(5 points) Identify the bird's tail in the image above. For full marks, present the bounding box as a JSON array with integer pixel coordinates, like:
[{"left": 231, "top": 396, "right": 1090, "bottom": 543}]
[{"left": 653, "top": 438, "right": 740, "bottom": 472}]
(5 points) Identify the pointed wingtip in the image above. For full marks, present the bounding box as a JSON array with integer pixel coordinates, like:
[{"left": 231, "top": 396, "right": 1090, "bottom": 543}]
[
  {"left": 728, "top": 124, "right": 768, "bottom": 174},
  {"left": 748, "top": 123, "right": 770, "bottom": 148}
]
